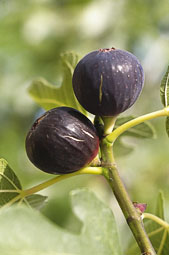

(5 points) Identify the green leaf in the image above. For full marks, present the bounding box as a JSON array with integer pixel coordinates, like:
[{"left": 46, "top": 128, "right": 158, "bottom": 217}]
[
  {"left": 160, "top": 66, "right": 169, "bottom": 107},
  {"left": 115, "top": 116, "right": 156, "bottom": 139},
  {"left": 143, "top": 192, "right": 165, "bottom": 251},
  {"left": 0, "top": 158, "right": 22, "bottom": 206},
  {"left": 156, "top": 191, "right": 165, "bottom": 219},
  {"left": 0, "top": 188, "right": 122, "bottom": 255},
  {"left": 113, "top": 116, "right": 155, "bottom": 158},
  {"left": 126, "top": 191, "right": 169, "bottom": 255},
  {"left": 144, "top": 191, "right": 169, "bottom": 255},
  {"left": 28, "top": 52, "right": 87, "bottom": 115},
  {"left": 24, "top": 194, "right": 47, "bottom": 210},
  {"left": 165, "top": 116, "right": 169, "bottom": 137},
  {"left": 0, "top": 159, "right": 47, "bottom": 210},
  {"left": 114, "top": 139, "right": 134, "bottom": 158},
  {"left": 160, "top": 66, "right": 169, "bottom": 137}
]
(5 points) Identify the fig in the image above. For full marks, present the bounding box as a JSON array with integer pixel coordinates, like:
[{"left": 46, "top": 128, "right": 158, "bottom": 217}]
[
  {"left": 25, "top": 107, "right": 99, "bottom": 174},
  {"left": 72, "top": 47, "right": 144, "bottom": 116}
]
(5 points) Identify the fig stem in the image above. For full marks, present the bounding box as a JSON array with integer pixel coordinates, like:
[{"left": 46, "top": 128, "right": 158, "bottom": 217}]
[
  {"left": 143, "top": 213, "right": 169, "bottom": 229},
  {"left": 106, "top": 107, "right": 169, "bottom": 144},
  {"left": 1, "top": 194, "right": 22, "bottom": 209},
  {"left": 101, "top": 115, "right": 117, "bottom": 136},
  {"left": 21, "top": 167, "right": 103, "bottom": 197},
  {"left": 1, "top": 167, "right": 103, "bottom": 209},
  {"left": 100, "top": 138, "right": 156, "bottom": 255}
]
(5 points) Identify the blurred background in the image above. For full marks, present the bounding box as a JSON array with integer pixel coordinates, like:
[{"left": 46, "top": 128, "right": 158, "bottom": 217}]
[{"left": 0, "top": 0, "right": 169, "bottom": 250}]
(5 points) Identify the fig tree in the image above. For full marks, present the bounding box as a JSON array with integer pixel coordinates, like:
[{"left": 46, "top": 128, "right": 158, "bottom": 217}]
[
  {"left": 25, "top": 107, "right": 99, "bottom": 174},
  {"left": 72, "top": 47, "right": 144, "bottom": 116}
]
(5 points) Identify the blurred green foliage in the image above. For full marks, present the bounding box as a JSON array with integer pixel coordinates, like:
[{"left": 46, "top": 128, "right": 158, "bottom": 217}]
[{"left": 0, "top": 0, "right": 169, "bottom": 251}]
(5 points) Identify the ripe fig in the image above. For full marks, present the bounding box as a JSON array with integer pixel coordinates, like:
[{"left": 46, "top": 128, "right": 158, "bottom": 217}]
[
  {"left": 25, "top": 107, "right": 99, "bottom": 174},
  {"left": 72, "top": 47, "right": 144, "bottom": 116}
]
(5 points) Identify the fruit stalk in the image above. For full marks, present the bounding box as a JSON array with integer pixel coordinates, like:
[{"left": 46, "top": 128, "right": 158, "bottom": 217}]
[
  {"left": 106, "top": 107, "right": 169, "bottom": 143},
  {"left": 100, "top": 139, "right": 156, "bottom": 255},
  {"left": 101, "top": 116, "right": 117, "bottom": 136}
]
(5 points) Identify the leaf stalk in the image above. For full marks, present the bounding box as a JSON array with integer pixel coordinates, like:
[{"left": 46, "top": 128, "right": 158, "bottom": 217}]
[
  {"left": 106, "top": 108, "right": 169, "bottom": 144},
  {"left": 21, "top": 167, "right": 103, "bottom": 197}
]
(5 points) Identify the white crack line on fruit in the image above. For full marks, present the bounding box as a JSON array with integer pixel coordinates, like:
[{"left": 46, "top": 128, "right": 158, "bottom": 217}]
[
  {"left": 81, "top": 129, "right": 94, "bottom": 138},
  {"left": 62, "top": 136, "right": 84, "bottom": 142}
]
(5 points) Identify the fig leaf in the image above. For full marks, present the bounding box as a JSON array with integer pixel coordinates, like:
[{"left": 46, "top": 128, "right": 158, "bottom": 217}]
[
  {"left": 28, "top": 52, "right": 87, "bottom": 115},
  {"left": 0, "top": 188, "right": 122, "bottom": 255},
  {"left": 160, "top": 66, "right": 169, "bottom": 107},
  {"left": 0, "top": 159, "right": 47, "bottom": 209}
]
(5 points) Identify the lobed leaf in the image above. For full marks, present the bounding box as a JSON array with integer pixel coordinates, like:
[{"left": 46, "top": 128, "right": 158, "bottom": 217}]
[
  {"left": 28, "top": 52, "right": 87, "bottom": 115},
  {"left": 0, "top": 158, "right": 22, "bottom": 206},
  {"left": 0, "top": 188, "right": 122, "bottom": 255},
  {"left": 0, "top": 158, "right": 47, "bottom": 209},
  {"left": 160, "top": 66, "right": 169, "bottom": 107}
]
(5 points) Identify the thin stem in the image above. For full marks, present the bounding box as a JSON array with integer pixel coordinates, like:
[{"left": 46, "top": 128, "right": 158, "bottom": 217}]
[
  {"left": 23, "top": 198, "right": 32, "bottom": 209},
  {"left": 106, "top": 108, "right": 169, "bottom": 143},
  {"left": 157, "top": 229, "right": 167, "bottom": 255},
  {"left": 0, "top": 190, "right": 21, "bottom": 193},
  {"left": 143, "top": 213, "right": 169, "bottom": 229},
  {"left": 100, "top": 139, "right": 156, "bottom": 255},
  {"left": 17, "top": 198, "right": 24, "bottom": 207},
  {"left": 1, "top": 194, "right": 22, "bottom": 209},
  {"left": 0, "top": 167, "right": 102, "bottom": 209},
  {"left": 22, "top": 167, "right": 103, "bottom": 197}
]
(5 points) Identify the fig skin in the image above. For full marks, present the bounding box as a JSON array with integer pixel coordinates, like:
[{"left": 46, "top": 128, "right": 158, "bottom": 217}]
[
  {"left": 72, "top": 48, "right": 144, "bottom": 116},
  {"left": 25, "top": 107, "right": 99, "bottom": 174}
]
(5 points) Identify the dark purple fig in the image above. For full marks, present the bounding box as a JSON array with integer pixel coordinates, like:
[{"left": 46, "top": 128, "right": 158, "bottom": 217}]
[
  {"left": 25, "top": 107, "right": 99, "bottom": 174},
  {"left": 72, "top": 47, "right": 144, "bottom": 116}
]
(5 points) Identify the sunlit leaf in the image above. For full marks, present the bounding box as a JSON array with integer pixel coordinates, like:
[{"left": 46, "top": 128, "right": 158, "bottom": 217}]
[
  {"left": 0, "top": 158, "right": 22, "bottom": 206},
  {"left": 160, "top": 66, "right": 169, "bottom": 107},
  {"left": 0, "top": 188, "right": 122, "bottom": 255},
  {"left": 0, "top": 159, "right": 47, "bottom": 210},
  {"left": 28, "top": 52, "right": 87, "bottom": 115}
]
